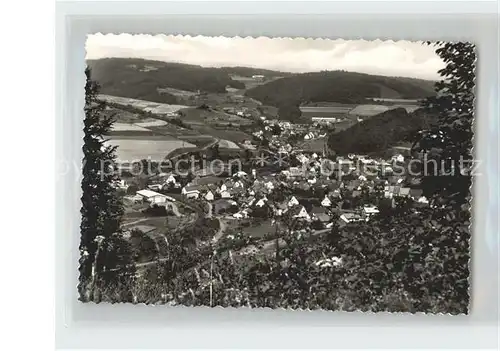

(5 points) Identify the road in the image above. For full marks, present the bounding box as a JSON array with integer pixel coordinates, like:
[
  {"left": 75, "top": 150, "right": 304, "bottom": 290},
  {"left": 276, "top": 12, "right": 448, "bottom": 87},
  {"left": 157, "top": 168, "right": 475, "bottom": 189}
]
[{"left": 211, "top": 217, "right": 227, "bottom": 243}]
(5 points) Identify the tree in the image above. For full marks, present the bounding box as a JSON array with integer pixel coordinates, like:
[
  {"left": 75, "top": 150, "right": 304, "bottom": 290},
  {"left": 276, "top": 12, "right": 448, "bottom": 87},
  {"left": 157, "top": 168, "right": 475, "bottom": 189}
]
[
  {"left": 278, "top": 103, "right": 302, "bottom": 123},
  {"left": 79, "top": 67, "right": 135, "bottom": 301},
  {"left": 414, "top": 42, "right": 475, "bottom": 208},
  {"left": 271, "top": 124, "right": 282, "bottom": 135}
]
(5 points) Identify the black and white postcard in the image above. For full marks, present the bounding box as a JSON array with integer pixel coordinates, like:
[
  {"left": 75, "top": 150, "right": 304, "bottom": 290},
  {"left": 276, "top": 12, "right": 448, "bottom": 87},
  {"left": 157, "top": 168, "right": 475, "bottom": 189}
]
[{"left": 79, "top": 35, "right": 474, "bottom": 314}]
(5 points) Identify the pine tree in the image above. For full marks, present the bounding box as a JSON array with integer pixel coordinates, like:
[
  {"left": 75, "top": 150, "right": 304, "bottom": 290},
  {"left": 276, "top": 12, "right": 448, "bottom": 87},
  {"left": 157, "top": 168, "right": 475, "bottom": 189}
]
[{"left": 79, "top": 67, "right": 134, "bottom": 301}]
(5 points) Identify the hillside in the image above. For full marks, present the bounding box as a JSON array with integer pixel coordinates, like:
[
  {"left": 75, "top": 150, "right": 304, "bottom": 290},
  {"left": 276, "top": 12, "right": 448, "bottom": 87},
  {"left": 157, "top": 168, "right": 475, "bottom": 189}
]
[
  {"left": 87, "top": 58, "right": 250, "bottom": 104},
  {"left": 327, "top": 107, "right": 438, "bottom": 155},
  {"left": 217, "top": 66, "right": 292, "bottom": 78},
  {"left": 244, "top": 71, "right": 436, "bottom": 121}
]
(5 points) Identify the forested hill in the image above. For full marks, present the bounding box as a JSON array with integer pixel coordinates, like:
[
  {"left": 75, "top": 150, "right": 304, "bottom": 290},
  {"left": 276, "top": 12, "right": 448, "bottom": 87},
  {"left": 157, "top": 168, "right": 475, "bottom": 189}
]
[
  {"left": 244, "top": 70, "right": 436, "bottom": 107},
  {"left": 87, "top": 58, "right": 289, "bottom": 104},
  {"left": 327, "top": 107, "right": 439, "bottom": 156}
]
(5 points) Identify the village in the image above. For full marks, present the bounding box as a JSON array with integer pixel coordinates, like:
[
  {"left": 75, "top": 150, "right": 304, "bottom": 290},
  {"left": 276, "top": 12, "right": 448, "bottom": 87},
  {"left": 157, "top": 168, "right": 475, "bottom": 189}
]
[{"left": 113, "top": 110, "right": 430, "bottom": 266}]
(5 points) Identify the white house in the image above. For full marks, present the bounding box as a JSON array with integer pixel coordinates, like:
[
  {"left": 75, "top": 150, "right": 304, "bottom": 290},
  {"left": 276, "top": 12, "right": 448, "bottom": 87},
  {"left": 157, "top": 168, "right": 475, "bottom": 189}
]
[
  {"left": 292, "top": 206, "right": 310, "bottom": 220},
  {"left": 363, "top": 205, "right": 380, "bottom": 218},
  {"left": 321, "top": 196, "right": 332, "bottom": 207},
  {"left": 117, "top": 179, "right": 128, "bottom": 190},
  {"left": 164, "top": 174, "right": 177, "bottom": 185},
  {"left": 418, "top": 196, "right": 429, "bottom": 204},
  {"left": 233, "top": 209, "right": 249, "bottom": 219},
  {"left": 220, "top": 190, "right": 232, "bottom": 199},
  {"left": 136, "top": 189, "right": 169, "bottom": 204},
  {"left": 204, "top": 190, "right": 215, "bottom": 201},
  {"left": 255, "top": 198, "right": 267, "bottom": 207},
  {"left": 288, "top": 196, "right": 299, "bottom": 207},
  {"left": 147, "top": 184, "right": 163, "bottom": 192},
  {"left": 182, "top": 186, "right": 200, "bottom": 199},
  {"left": 340, "top": 213, "right": 364, "bottom": 224}
]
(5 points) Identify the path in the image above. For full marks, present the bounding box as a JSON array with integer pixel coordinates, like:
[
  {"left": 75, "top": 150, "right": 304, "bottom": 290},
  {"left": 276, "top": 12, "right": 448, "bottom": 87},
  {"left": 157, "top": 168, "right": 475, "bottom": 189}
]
[
  {"left": 122, "top": 218, "right": 152, "bottom": 227},
  {"left": 211, "top": 217, "right": 227, "bottom": 243}
]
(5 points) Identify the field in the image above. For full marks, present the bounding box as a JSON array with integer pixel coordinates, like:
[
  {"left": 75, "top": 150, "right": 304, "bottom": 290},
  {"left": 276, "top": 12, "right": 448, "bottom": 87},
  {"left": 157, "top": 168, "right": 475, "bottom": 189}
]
[
  {"left": 348, "top": 104, "right": 390, "bottom": 117},
  {"left": 133, "top": 119, "right": 169, "bottom": 128},
  {"left": 230, "top": 75, "right": 285, "bottom": 90},
  {"left": 240, "top": 219, "right": 276, "bottom": 239},
  {"left": 105, "top": 138, "right": 196, "bottom": 162},
  {"left": 300, "top": 100, "right": 420, "bottom": 119},
  {"left": 111, "top": 123, "right": 153, "bottom": 132},
  {"left": 190, "top": 125, "right": 252, "bottom": 143},
  {"left": 218, "top": 139, "right": 240, "bottom": 149},
  {"left": 99, "top": 94, "right": 188, "bottom": 115},
  {"left": 178, "top": 107, "right": 250, "bottom": 125}
]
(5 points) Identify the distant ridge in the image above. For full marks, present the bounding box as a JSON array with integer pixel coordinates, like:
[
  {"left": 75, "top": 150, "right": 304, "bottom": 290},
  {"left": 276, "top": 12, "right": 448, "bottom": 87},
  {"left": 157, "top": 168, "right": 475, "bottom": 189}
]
[
  {"left": 87, "top": 58, "right": 289, "bottom": 104},
  {"left": 245, "top": 70, "right": 436, "bottom": 108}
]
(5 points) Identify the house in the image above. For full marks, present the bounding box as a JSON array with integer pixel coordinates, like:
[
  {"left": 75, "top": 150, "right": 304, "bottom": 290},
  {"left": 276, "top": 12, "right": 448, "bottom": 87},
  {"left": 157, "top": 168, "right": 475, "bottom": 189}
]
[
  {"left": 272, "top": 201, "right": 289, "bottom": 216},
  {"left": 233, "top": 209, "right": 249, "bottom": 219},
  {"left": 288, "top": 196, "right": 299, "bottom": 207},
  {"left": 310, "top": 206, "right": 330, "bottom": 223},
  {"left": 255, "top": 197, "right": 268, "bottom": 207},
  {"left": 125, "top": 194, "right": 144, "bottom": 204},
  {"left": 363, "top": 205, "right": 380, "bottom": 218},
  {"left": 409, "top": 189, "right": 424, "bottom": 200},
  {"left": 398, "top": 187, "right": 411, "bottom": 197},
  {"left": 136, "top": 189, "right": 169, "bottom": 204},
  {"left": 181, "top": 185, "right": 201, "bottom": 199},
  {"left": 220, "top": 190, "right": 232, "bottom": 199},
  {"left": 321, "top": 196, "right": 332, "bottom": 207},
  {"left": 417, "top": 196, "right": 429, "bottom": 204},
  {"left": 289, "top": 167, "right": 304, "bottom": 178},
  {"left": 289, "top": 205, "right": 311, "bottom": 221},
  {"left": 147, "top": 183, "right": 163, "bottom": 192},
  {"left": 204, "top": 190, "right": 215, "bottom": 201},
  {"left": 340, "top": 213, "right": 364, "bottom": 224},
  {"left": 164, "top": 174, "right": 177, "bottom": 184},
  {"left": 116, "top": 179, "right": 129, "bottom": 190},
  {"left": 329, "top": 189, "right": 341, "bottom": 198},
  {"left": 307, "top": 177, "right": 317, "bottom": 184}
]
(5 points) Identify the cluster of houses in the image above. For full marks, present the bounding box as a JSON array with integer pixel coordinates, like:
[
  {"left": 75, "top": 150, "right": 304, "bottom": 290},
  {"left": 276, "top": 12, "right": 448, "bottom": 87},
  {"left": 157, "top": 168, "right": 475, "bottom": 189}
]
[{"left": 147, "top": 148, "right": 429, "bottom": 228}]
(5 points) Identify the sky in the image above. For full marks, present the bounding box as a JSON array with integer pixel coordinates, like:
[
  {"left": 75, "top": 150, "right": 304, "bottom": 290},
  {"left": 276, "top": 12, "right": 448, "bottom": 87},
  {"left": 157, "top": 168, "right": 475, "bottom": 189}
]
[{"left": 86, "top": 34, "right": 445, "bottom": 80}]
